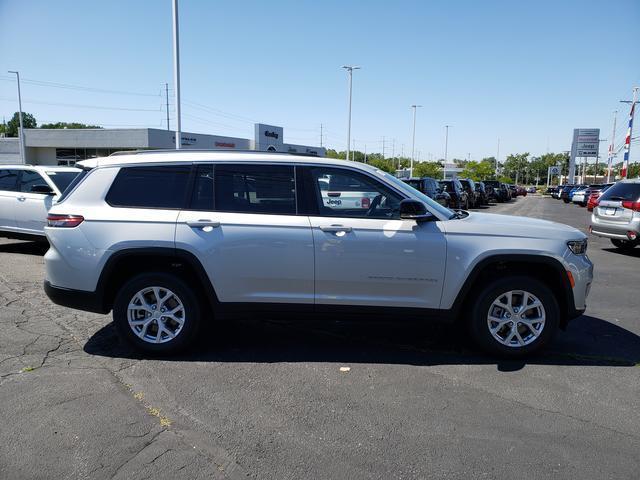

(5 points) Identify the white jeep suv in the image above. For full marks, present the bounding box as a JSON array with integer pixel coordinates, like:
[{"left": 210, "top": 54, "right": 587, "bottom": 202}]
[
  {"left": 0, "top": 165, "right": 80, "bottom": 240},
  {"left": 43, "top": 151, "right": 593, "bottom": 357}
]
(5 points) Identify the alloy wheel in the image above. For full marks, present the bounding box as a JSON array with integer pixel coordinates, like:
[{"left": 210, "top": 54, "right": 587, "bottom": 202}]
[
  {"left": 487, "top": 290, "right": 546, "bottom": 348},
  {"left": 127, "top": 286, "right": 185, "bottom": 344}
]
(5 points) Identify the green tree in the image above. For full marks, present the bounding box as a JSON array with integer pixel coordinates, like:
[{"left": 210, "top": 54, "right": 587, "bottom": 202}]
[
  {"left": 40, "top": 122, "right": 102, "bottom": 129},
  {"left": 502, "top": 153, "right": 530, "bottom": 183},
  {"left": 413, "top": 161, "right": 442, "bottom": 178},
  {"left": 461, "top": 159, "right": 495, "bottom": 181},
  {"left": 7, "top": 111, "right": 37, "bottom": 137}
]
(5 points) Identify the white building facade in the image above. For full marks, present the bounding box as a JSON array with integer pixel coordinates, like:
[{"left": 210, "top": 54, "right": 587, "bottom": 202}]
[{"left": 0, "top": 123, "right": 325, "bottom": 165}]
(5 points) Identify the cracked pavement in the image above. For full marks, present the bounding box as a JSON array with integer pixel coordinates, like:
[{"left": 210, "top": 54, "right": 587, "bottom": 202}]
[{"left": 0, "top": 195, "right": 639, "bottom": 479}]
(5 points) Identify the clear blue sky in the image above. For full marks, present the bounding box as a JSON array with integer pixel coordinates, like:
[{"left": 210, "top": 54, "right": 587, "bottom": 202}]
[{"left": 1, "top": 0, "right": 639, "bottom": 162}]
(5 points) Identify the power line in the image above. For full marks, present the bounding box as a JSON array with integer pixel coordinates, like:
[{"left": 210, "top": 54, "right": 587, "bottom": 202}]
[
  {"left": 0, "top": 96, "right": 161, "bottom": 112},
  {"left": 0, "top": 75, "right": 161, "bottom": 97}
]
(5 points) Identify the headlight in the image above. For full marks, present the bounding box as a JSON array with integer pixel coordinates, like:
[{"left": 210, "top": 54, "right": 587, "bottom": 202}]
[{"left": 567, "top": 239, "right": 588, "bottom": 255}]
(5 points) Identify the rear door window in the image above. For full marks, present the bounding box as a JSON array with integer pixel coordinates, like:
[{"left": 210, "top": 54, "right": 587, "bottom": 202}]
[
  {"left": 0, "top": 169, "right": 19, "bottom": 191},
  {"left": 19, "top": 170, "right": 48, "bottom": 193},
  {"left": 106, "top": 165, "right": 191, "bottom": 209},
  {"left": 214, "top": 164, "right": 296, "bottom": 215}
]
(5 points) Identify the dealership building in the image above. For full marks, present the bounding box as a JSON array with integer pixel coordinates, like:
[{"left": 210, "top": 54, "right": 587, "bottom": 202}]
[{"left": 0, "top": 123, "right": 325, "bottom": 165}]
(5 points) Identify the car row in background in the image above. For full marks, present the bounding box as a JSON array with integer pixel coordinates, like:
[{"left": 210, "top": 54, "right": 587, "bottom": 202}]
[
  {"left": 403, "top": 177, "right": 528, "bottom": 210},
  {"left": 546, "top": 180, "right": 640, "bottom": 252}
]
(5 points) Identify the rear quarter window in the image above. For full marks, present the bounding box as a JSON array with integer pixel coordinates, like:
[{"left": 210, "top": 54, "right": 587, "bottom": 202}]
[{"left": 106, "top": 166, "right": 191, "bottom": 209}]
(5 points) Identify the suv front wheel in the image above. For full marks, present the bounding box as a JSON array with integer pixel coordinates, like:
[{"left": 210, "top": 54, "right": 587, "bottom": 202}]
[
  {"left": 468, "top": 276, "right": 559, "bottom": 357},
  {"left": 113, "top": 272, "right": 202, "bottom": 354}
]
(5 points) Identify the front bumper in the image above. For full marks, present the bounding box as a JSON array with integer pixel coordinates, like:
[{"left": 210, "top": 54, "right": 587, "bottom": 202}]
[{"left": 44, "top": 281, "right": 109, "bottom": 314}]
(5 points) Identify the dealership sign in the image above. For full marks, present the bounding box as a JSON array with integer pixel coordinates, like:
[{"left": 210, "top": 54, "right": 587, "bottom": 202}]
[
  {"left": 254, "top": 123, "right": 284, "bottom": 151},
  {"left": 572, "top": 128, "right": 600, "bottom": 157}
]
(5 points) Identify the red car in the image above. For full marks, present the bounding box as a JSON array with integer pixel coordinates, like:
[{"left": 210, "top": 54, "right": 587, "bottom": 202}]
[{"left": 586, "top": 184, "right": 614, "bottom": 211}]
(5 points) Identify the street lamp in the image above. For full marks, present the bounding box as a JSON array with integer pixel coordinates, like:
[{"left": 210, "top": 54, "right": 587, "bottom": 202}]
[
  {"left": 7, "top": 71, "right": 25, "bottom": 164},
  {"left": 443, "top": 125, "right": 451, "bottom": 179},
  {"left": 410, "top": 105, "right": 422, "bottom": 177},
  {"left": 172, "top": 0, "right": 181, "bottom": 149},
  {"left": 342, "top": 65, "right": 360, "bottom": 161}
]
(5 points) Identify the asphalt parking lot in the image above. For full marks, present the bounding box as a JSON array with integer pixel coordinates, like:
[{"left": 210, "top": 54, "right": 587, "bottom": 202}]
[{"left": 1, "top": 194, "right": 639, "bottom": 480}]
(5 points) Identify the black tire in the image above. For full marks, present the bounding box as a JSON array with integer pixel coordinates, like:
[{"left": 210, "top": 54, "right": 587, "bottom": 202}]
[
  {"left": 467, "top": 276, "right": 560, "bottom": 358},
  {"left": 465, "top": 198, "right": 470, "bottom": 210},
  {"left": 610, "top": 238, "right": 639, "bottom": 251},
  {"left": 113, "top": 272, "right": 203, "bottom": 355},
  {"left": 563, "top": 198, "right": 570, "bottom": 203}
]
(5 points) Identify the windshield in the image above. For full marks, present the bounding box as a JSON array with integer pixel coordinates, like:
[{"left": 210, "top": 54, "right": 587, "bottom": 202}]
[
  {"left": 363, "top": 167, "right": 454, "bottom": 219},
  {"left": 46, "top": 171, "right": 80, "bottom": 193}
]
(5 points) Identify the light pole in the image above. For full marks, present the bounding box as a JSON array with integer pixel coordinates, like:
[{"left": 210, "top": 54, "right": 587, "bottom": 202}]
[
  {"left": 410, "top": 104, "right": 422, "bottom": 177},
  {"left": 172, "top": 0, "right": 181, "bottom": 150},
  {"left": 342, "top": 65, "right": 360, "bottom": 161},
  {"left": 443, "top": 125, "right": 451, "bottom": 179},
  {"left": 7, "top": 71, "right": 25, "bottom": 164}
]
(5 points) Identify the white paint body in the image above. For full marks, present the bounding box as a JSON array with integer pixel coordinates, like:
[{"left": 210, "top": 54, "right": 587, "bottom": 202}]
[{"left": 44, "top": 152, "right": 593, "bottom": 313}]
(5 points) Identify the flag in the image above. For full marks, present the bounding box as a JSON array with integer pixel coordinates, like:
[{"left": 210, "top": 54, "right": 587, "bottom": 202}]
[{"left": 621, "top": 103, "right": 635, "bottom": 178}]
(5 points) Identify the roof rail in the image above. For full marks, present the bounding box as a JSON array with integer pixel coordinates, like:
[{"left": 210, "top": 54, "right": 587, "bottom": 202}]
[{"left": 108, "top": 149, "right": 324, "bottom": 157}]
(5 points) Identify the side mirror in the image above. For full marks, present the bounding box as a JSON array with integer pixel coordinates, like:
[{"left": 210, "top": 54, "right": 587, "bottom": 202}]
[
  {"left": 31, "top": 184, "right": 55, "bottom": 195},
  {"left": 399, "top": 199, "right": 435, "bottom": 222}
]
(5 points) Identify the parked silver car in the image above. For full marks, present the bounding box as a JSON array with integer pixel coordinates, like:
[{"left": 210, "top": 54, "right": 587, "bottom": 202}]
[{"left": 590, "top": 179, "right": 640, "bottom": 250}]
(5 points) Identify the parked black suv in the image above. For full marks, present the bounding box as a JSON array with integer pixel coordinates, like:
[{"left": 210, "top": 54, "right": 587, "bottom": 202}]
[
  {"left": 474, "top": 181, "right": 489, "bottom": 206},
  {"left": 403, "top": 177, "right": 451, "bottom": 207},
  {"left": 483, "top": 180, "right": 509, "bottom": 203},
  {"left": 439, "top": 178, "right": 469, "bottom": 209},
  {"left": 459, "top": 179, "right": 480, "bottom": 208}
]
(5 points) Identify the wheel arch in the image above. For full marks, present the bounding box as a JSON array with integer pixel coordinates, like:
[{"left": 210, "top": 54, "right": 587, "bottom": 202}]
[
  {"left": 450, "top": 254, "right": 576, "bottom": 328},
  {"left": 97, "top": 247, "right": 219, "bottom": 314}
]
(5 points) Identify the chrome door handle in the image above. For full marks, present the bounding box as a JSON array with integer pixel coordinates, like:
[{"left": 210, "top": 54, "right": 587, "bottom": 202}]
[
  {"left": 320, "top": 225, "right": 352, "bottom": 233},
  {"left": 17, "top": 196, "right": 26, "bottom": 202},
  {"left": 186, "top": 219, "right": 220, "bottom": 228}
]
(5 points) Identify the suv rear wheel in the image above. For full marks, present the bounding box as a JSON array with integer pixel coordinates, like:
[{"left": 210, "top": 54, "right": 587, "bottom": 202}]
[
  {"left": 113, "top": 272, "right": 202, "bottom": 354},
  {"left": 468, "top": 276, "right": 559, "bottom": 357}
]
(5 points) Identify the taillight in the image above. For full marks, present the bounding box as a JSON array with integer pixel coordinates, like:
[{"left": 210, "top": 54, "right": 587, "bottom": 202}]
[
  {"left": 47, "top": 214, "right": 84, "bottom": 228},
  {"left": 361, "top": 197, "right": 371, "bottom": 208},
  {"left": 621, "top": 201, "right": 640, "bottom": 212}
]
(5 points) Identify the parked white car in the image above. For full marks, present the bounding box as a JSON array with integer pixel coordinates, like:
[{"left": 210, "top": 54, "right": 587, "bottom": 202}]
[
  {"left": 43, "top": 151, "right": 593, "bottom": 358},
  {"left": 0, "top": 165, "right": 81, "bottom": 240}
]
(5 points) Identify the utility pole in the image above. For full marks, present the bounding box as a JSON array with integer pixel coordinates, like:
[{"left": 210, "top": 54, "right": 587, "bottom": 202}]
[
  {"left": 382, "top": 136, "right": 386, "bottom": 159},
  {"left": 172, "top": 0, "right": 182, "bottom": 149},
  {"left": 620, "top": 86, "right": 639, "bottom": 179},
  {"left": 443, "top": 125, "right": 451, "bottom": 179},
  {"left": 342, "top": 65, "right": 360, "bottom": 161},
  {"left": 496, "top": 137, "right": 500, "bottom": 178},
  {"left": 165, "top": 83, "right": 170, "bottom": 130},
  {"left": 364, "top": 144, "right": 367, "bottom": 163},
  {"left": 410, "top": 105, "right": 422, "bottom": 178},
  {"left": 607, "top": 110, "right": 617, "bottom": 182},
  {"left": 7, "top": 71, "right": 25, "bottom": 164},
  {"left": 320, "top": 123, "right": 323, "bottom": 148},
  {"left": 391, "top": 138, "right": 395, "bottom": 165}
]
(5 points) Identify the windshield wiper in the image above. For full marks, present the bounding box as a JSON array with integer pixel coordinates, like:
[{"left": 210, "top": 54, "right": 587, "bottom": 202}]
[{"left": 607, "top": 196, "right": 627, "bottom": 201}]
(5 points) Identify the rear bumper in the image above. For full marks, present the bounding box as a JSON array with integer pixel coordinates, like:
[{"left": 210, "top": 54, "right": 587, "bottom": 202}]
[{"left": 44, "top": 281, "right": 109, "bottom": 314}]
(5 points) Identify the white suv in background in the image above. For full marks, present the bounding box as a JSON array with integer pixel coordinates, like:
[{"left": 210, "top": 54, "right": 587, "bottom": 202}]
[
  {"left": 0, "top": 165, "right": 80, "bottom": 240},
  {"left": 43, "top": 151, "right": 593, "bottom": 357}
]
